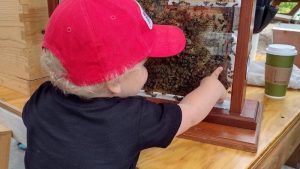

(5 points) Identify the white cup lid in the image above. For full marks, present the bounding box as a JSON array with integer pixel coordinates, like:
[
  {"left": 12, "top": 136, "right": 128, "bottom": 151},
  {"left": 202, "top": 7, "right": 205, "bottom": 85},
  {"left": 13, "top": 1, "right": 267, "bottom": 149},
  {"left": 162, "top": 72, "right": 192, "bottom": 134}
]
[{"left": 266, "top": 44, "right": 297, "bottom": 56}]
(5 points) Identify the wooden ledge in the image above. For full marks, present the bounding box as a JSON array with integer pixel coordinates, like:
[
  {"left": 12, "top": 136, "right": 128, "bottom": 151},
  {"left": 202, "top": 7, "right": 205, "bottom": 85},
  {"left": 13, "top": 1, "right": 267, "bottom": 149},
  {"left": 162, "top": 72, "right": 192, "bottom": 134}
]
[
  {"left": 0, "top": 124, "right": 11, "bottom": 135},
  {"left": 0, "top": 100, "right": 22, "bottom": 117}
]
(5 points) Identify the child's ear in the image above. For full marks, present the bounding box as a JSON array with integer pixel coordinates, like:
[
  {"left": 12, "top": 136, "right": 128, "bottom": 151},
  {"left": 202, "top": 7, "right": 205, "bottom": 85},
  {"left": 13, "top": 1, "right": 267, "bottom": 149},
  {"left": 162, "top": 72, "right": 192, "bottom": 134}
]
[{"left": 106, "top": 80, "right": 122, "bottom": 94}]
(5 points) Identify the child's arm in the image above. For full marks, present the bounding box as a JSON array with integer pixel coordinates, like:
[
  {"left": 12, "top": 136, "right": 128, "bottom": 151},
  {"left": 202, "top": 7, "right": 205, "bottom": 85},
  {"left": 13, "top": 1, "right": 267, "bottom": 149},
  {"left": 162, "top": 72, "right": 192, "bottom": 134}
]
[{"left": 176, "top": 67, "right": 226, "bottom": 135}]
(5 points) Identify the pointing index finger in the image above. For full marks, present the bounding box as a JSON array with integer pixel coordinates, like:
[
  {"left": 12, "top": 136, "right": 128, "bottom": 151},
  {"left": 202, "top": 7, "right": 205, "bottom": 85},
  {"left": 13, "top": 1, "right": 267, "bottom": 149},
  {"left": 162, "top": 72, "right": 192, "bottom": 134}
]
[{"left": 211, "top": 67, "right": 223, "bottom": 78}]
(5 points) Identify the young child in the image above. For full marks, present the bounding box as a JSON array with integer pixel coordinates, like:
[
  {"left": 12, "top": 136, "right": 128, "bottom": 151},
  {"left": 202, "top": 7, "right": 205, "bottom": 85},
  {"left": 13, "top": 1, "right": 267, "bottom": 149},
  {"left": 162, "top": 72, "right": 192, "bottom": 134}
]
[{"left": 22, "top": 0, "right": 226, "bottom": 169}]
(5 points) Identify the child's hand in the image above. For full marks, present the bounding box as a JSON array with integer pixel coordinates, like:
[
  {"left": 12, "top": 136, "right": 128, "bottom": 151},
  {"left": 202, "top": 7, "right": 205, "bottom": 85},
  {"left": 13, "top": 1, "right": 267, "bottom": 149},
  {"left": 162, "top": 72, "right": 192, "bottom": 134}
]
[
  {"left": 177, "top": 67, "right": 227, "bottom": 136},
  {"left": 212, "top": 67, "right": 227, "bottom": 101},
  {"left": 210, "top": 66, "right": 223, "bottom": 79},
  {"left": 200, "top": 67, "right": 226, "bottom": 100},
  {"left": 201, "top": 67, "right": 223, "bottom": 84}
]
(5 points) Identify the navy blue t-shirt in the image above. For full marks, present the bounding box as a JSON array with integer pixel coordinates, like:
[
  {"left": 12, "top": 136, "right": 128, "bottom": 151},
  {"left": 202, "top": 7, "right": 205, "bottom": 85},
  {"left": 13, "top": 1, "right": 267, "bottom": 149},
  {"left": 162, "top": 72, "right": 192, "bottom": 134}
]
[{"left": 22, "top": 82, "right": 182, "bottom": 169}]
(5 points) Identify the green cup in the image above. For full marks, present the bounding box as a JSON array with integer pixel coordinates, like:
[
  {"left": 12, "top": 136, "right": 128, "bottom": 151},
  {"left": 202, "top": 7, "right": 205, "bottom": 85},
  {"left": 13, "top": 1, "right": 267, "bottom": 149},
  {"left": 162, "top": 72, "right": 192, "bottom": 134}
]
[{"left": 265, "top": 44, "right": 297, "bottom": 99}]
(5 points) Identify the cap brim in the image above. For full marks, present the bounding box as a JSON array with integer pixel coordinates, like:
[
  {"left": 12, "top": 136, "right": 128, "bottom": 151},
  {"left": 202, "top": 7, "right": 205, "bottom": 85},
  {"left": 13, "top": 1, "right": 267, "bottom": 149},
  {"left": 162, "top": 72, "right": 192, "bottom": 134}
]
[{"left": 147, "top": 24, "right": 186, "bottom": 58}]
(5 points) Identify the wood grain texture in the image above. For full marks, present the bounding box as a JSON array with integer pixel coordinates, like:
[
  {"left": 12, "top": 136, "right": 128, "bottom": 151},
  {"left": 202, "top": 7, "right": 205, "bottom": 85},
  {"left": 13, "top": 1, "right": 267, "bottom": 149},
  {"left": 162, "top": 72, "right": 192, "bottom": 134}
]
[
  {"left": 0, "top": 86, "right": 29, "bottom": 111},
  {"left": 0, "top": 124, "right": 11, "bottom": 169},
  {"left": 0, "top": 46, "right": 47, "bottom": 80},
  {"left": 0, "top": 73, "right": 48, "bottom": 95},
  {"left": 0, "top": 0, "right": 48, "bottom": 95},
  {"left": 204, "top": 100, "right": 260, "bottom": 130},
  {"left": 230, "top": 0, "right": 256, "bottom": 114},
  {"left": 179, "top": 101, "right": 262, "bottom": 152},
  {"left": 249, "top": 114, "right": 300, "bottom": 169},
  {"left": 0, "top": 100, "right": 22, "bottom": 118},
  {"left": 137, "top": 87, "right": 300, "bottom": 169}
]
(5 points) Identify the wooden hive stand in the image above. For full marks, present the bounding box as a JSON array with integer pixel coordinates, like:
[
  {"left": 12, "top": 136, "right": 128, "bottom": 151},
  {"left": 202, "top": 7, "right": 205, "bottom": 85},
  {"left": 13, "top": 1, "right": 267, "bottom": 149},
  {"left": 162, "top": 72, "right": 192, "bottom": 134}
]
[{"left": 178, "top": 0, "right": 262, "bottom": 153}]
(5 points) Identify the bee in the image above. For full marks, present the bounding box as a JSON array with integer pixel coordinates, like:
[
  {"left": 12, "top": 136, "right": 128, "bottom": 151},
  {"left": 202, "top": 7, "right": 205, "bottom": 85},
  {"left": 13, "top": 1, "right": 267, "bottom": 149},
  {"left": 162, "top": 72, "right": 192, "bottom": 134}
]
[
  {"left": 218, "top": 18, "right": 225, "bottom": 24},
  {"left": 213, "top": 23, "right": 219, "bottom": 31},
  {"left": 221, "top": 24, "right": 228, "bottom": 31},
  {"left": 223, "top": 13, "right": 229, "bottom": 20},
  {"left": 216, "top": 2, "right": 228, "bottom": 7},
  {"left": 203, "top": 1, "right": 210, "bottom": 6},
  {"left": 212, "top": 14, "right": 216, "bottom": 20}
]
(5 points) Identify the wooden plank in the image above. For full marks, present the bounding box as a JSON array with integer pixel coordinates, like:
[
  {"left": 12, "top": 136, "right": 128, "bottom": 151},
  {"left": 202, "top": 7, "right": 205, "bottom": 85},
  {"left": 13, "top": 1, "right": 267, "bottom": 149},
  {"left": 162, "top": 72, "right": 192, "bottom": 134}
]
[
  {"left": 0, "top": 0, "right": 23, "bottom": 26},
  {"left": 23, "top": 19, "right": 47, "bottom": 44},
  {"left": 20, "top": 7, "right": 48, "bottom": 23},
  {"left": 0, "top": 86, "right": 28, "bottom": 109},
  {"left": 0, "top": 27, "right": 26, "bottom": 48},
  {"left": 0, "top": 47, "right": 29, "bottom": 79},
  {"left": 0, "top": 0, "right": 47, "bottom": 26},
  {"left": 0, "top": 46, "right": 47, "bottom": 80},
  {"left": 0, "top": 0, "right": 49, "bottom": 83},
  {"left": 249, "top": 111, "right": 300, "bottom": 169},
  {"left": 0, "top": 124, "right": 11, "bottom": 169},
  {"left": 20, "top": 0, "right": 48, "bottom": 9},
  {"left": 0, "top": 73, "right": 48, "bottom": 95},
  {"left": 28, "top": 61, "right": 48, "bottom": 80},
  {"left": 24, "top": 45, "right": 48, "bottom": 80},
  {"left": 0, "top": 100, "right": 22, "bottom": 118}
]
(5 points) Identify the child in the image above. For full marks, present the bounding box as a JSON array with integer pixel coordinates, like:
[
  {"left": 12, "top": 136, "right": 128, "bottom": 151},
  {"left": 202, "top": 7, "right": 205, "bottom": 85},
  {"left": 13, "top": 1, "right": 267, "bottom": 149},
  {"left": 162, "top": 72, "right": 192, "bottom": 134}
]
[{"left": 22, "top": 0, "right": 226, "bottom": 169}]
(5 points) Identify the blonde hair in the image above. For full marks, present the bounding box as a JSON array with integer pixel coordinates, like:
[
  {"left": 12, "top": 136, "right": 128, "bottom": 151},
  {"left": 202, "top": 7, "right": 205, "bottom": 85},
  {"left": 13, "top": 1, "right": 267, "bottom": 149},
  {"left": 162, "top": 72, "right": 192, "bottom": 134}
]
[{"left": 41, "top": 49, "right": 133, "bottom": 99}]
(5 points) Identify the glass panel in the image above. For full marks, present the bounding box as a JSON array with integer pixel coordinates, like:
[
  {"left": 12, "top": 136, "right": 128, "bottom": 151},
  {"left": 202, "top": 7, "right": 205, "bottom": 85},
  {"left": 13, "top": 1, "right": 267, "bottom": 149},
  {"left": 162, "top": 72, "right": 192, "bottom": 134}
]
[{"left": 138, "top": 0, "right": 241, "bottom": 102}]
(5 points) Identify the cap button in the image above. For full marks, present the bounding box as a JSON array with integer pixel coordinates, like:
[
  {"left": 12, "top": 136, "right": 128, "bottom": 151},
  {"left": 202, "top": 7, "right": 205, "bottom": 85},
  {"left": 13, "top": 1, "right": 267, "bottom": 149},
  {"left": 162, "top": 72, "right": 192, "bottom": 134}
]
[
  {"left": 67, "top": 26, "right": 72, "bottom": 32},
  {"left": 110, "top": 15, "right": 116, "bottom": 20}
]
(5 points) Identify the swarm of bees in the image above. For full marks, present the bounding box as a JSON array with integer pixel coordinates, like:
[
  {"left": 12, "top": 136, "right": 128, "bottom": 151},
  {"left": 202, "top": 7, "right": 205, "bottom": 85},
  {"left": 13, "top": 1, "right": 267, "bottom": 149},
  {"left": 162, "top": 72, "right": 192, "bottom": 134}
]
[{"left": 139, "top": 0, "right": 234, "bottom": 96}]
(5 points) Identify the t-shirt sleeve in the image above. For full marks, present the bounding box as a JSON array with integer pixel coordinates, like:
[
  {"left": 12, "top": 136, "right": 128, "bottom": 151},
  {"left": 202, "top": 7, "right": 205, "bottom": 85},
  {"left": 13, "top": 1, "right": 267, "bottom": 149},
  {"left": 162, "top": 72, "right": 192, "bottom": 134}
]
[{"left": 138, "top": 98, "right": 182, "bottom": 149}]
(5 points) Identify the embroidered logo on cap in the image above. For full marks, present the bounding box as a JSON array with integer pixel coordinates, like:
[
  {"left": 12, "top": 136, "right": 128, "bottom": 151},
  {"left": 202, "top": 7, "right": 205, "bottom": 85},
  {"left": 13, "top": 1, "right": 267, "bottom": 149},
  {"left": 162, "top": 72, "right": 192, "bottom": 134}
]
[{"left": 135, "top": 1, "right": 153, "bottom": 30}]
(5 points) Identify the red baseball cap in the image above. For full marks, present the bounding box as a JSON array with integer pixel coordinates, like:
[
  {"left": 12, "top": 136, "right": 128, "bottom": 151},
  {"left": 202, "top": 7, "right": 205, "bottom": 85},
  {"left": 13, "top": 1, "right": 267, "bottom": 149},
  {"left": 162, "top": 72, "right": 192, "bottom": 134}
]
[{"left": 43, "top": 0, "right": 186, "bottom": 86}]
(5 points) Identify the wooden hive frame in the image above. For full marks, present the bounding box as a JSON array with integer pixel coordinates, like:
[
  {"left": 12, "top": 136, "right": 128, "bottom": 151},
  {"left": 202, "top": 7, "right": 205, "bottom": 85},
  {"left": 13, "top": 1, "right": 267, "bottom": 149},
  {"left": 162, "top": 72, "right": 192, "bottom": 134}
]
[{"left": 47, "top": 0, "right": 262, "bottom": 152}]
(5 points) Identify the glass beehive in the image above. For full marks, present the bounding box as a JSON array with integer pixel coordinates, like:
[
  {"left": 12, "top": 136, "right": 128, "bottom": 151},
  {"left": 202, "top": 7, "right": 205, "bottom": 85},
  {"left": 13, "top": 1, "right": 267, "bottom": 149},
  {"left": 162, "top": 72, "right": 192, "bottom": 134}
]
[{"left": 138, "top": 0, "right": 241, "bottom": 100}]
